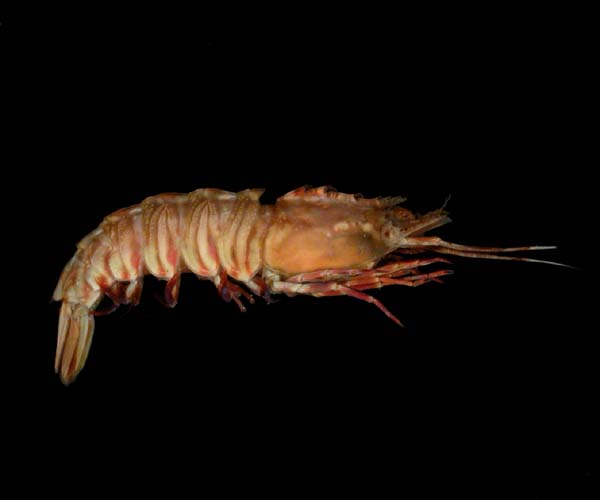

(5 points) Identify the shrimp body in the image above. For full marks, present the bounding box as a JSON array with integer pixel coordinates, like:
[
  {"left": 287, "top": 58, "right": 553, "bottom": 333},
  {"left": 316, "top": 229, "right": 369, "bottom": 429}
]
[{"left": 53, "top": 186, "right": 558, "bottom": 385}]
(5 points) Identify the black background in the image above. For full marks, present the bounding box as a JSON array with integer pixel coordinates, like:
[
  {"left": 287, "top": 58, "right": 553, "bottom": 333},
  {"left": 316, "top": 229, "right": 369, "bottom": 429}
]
[{"left": 7, "top": 7, "right": 595, "bottom": 497}]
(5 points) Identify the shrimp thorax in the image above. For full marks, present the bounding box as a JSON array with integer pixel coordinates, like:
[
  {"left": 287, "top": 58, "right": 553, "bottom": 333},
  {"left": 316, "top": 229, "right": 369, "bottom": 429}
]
[{"left": 263, "top": 198, "right": 450, "bottom": 276}]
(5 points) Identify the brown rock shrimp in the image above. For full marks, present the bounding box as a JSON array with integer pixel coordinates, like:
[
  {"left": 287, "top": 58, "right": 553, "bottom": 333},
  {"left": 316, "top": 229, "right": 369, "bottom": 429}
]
[{"left": 53, "top": 186, "right": 563, "bottom": 385}]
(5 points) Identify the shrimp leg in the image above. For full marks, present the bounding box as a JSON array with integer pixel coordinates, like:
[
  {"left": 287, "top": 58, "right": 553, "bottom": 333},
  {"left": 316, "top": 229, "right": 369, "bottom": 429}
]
[{"left": 271, "top": 265, "right": 453, "bottom": 326}]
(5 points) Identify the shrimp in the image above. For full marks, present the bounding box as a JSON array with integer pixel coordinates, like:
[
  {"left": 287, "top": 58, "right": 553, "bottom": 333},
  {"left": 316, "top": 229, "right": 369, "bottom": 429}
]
[{"left": 53, "top": 186, "right": 562, "bottom": 385}]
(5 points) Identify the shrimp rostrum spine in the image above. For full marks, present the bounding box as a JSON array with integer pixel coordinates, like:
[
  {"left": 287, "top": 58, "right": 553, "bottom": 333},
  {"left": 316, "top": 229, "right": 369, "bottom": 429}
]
[{"left": 53, "top": 186, "right": 558, "bottom": 385}]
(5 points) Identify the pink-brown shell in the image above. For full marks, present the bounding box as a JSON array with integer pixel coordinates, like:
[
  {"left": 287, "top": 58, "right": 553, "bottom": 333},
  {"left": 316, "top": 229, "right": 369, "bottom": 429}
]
[{"left": 53, "top": 186, "right": 559, "bottom": 385}]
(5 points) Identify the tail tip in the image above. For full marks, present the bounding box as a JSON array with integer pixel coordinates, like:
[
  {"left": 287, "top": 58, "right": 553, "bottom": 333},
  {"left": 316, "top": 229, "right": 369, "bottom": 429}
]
[{"left": 56, "top": 302, "right": 95, "bottom": 386}]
